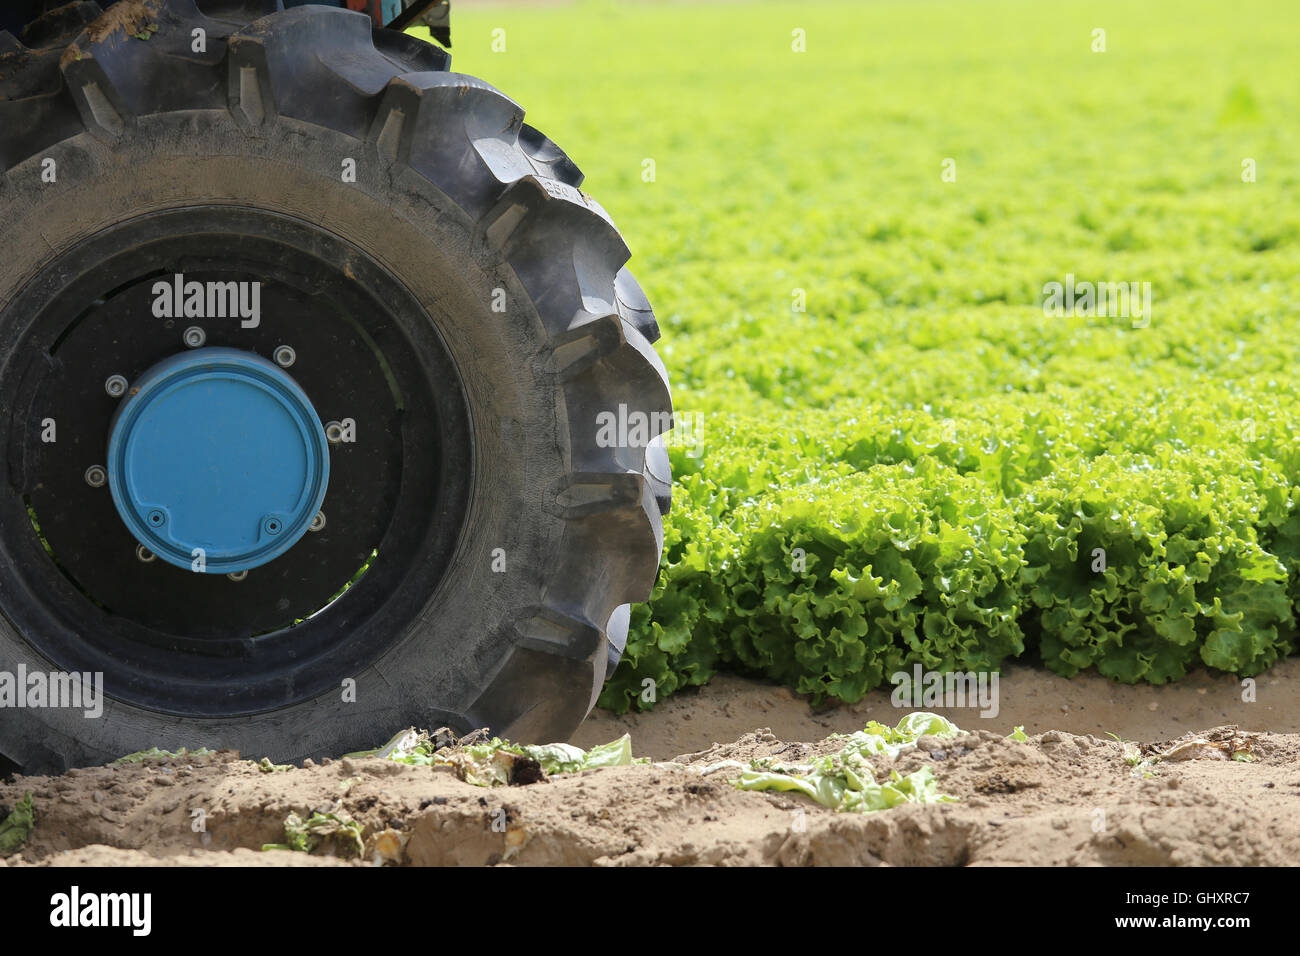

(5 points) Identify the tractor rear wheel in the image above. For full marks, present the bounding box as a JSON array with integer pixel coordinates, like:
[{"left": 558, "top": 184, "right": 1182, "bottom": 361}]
[{"left": 0, "top": 0, "right": 670, "bottom": 774}]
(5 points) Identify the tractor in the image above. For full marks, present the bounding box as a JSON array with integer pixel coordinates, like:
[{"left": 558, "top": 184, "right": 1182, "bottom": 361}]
[{"left": 0, "top": 0, "right": 670, "bottom": 774}]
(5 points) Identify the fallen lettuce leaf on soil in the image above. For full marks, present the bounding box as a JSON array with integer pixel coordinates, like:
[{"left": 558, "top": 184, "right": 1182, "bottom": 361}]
[
  {"left": 830, "top": 711, "right": 960, "bottom": 760},
  {"left": 342, "top": 727, "right": 428, "bottom": 761},
  {"left": 1008, "top": 726, "right": 1029, "bottom": 742},
  {"left": 1145, "top": 727, "right": 1257, "bottom": 764},
  {"left": 737, "top": 712, "right": 959, "bottom": 812},
  {"left": 348, "top": 729, "right": 640, "bottom": 786},
  {"left": 112, "top": 746, "right": 214, "bottom": 764},
  {"left": 1109, "top": 734, "right": 1159, "bottom": 777},
  {"left": 445, "top": 734, "right": 639, "bottom": 784},
  {"left": 739, "top": 758, "right": 953, "bottom": 813},
  {"left": 523, "top": 735, "right": 636, "bottom": 774},
  {"left": 0, "top": 792, "right": 35, "bottom": 856},
  {"left": 263, "top": 809, "right": 364, "bottom": 857},
  {"left": 517, "top": 741, "right": 588, "bottom": 774},
  {"left": 445, "top": 743, "right": 527, "bottom": 787}
]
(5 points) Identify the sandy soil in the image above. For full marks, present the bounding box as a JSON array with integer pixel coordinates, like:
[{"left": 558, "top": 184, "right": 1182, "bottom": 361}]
[
  {"left": 574, "top": 660, "right": 1300, "bottom": 759},
  {"left": 2, "top": 663, "right": 1297, "bottom": 867}
]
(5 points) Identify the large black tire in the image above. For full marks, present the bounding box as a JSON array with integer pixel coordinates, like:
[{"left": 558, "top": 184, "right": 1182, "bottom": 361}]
[{"left": 0, "top": 0, "right": 671, "bottom": 774}]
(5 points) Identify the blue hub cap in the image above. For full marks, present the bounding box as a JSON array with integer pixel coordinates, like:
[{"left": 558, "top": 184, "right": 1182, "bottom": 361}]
[{"left": 107, "top": 347, "right": 329, "bottom": 574}]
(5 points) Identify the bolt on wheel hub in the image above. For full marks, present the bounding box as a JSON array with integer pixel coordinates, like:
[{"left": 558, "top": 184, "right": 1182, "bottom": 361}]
[{"left": 106, "top": 347, "right": 329, "bottom": 574}]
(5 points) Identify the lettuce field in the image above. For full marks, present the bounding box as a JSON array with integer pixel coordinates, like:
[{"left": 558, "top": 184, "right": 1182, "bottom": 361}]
[{"left": 431, "top": 0, "right": 1300, "bottom": 712}]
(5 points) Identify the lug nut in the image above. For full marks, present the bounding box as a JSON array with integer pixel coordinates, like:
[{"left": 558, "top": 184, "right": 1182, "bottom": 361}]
[
  {"left": 309, "top": 511, "right": 326, "bottom": 532},
  {"left": 84, "top": 465, "right": 107, "bottom": 488},
  {"left": 273, "top": 345, "right": 296, "bottom": 368},
  {"left": 104, "top": 374, "right": 128, "bottom": 398},
  {"left": 135, "top": 544, "right": 156, "bottom": 563},
  {"left": 325, "top": 421, "right": 344, "bottom": 444},
  {"left": 183, "top": 326, "right": 206, "bottom": 348}
]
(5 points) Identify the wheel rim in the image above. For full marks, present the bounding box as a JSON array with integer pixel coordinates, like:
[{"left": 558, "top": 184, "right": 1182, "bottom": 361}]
[
  {"left": 106, "top": 347, "right": 331, "bottom": 574},
  {"left": 0, "top": 205, "right": 472, "bottom": 717}
]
